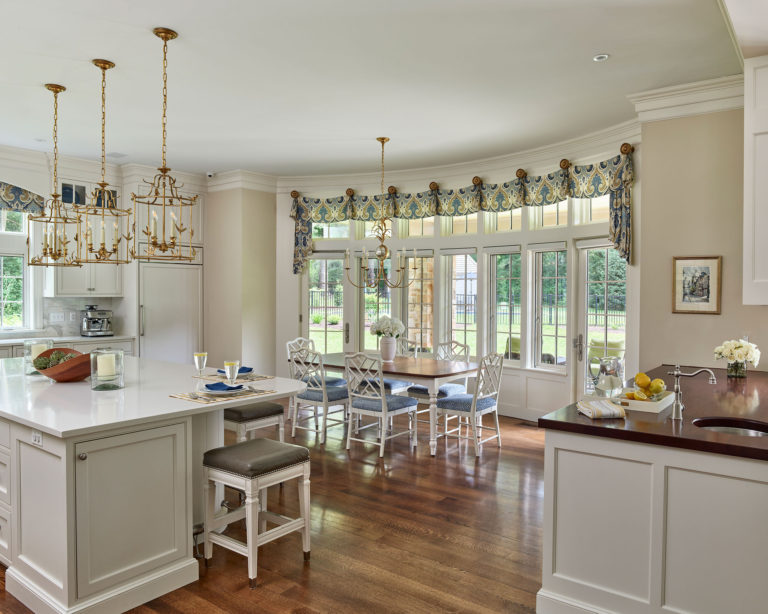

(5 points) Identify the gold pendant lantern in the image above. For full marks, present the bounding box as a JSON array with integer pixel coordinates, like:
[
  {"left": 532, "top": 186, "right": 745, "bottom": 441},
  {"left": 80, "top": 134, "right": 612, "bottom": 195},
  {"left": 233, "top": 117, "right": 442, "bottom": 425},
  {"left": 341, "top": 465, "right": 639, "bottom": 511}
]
[
  {"left": 131, "top": 27, "right": 197, "bottom": 262},
  {"left": 27, "top": 84, "right": 82, "bottom": 268},
  {"left": 345, "top": 137, "right": 415, "bottom": 289},
  {"left": 75, "top": 59, "right": 133, "bottom": 265}
]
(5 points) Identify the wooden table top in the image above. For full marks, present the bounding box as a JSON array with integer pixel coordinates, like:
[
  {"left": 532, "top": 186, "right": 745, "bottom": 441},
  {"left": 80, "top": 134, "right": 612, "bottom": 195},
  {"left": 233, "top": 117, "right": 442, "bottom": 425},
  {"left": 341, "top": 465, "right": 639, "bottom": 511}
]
[
  {"left": 321, "top": 352, "right": 478, "bottom": 379},
  {"left": 539, "top": 364, "right": 768, "bottom": 461}
]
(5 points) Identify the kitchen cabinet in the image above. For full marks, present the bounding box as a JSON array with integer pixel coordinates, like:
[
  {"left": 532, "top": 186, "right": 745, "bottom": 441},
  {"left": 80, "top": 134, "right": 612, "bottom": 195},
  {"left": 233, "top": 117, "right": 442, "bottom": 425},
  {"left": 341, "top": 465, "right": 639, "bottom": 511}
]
[
  {"left": 0, "top": 348, "right": 11, "bottom": 359},
  {"left": 74, "top": 423, "right": 188, "bottom": 599},
  {"left": 44, "top": 260, "right": 122, "bottom": 297},
  {"left": 743, "top": 55, "right": 768, "bottom": 304}
]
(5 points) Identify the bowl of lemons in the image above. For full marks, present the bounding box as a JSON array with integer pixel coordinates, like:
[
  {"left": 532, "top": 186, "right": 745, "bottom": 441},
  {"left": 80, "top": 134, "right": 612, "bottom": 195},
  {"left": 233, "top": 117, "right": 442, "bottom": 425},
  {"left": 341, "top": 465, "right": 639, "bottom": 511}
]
[{"left": 625, "top": 372, "right": 667, "bottom": 402}]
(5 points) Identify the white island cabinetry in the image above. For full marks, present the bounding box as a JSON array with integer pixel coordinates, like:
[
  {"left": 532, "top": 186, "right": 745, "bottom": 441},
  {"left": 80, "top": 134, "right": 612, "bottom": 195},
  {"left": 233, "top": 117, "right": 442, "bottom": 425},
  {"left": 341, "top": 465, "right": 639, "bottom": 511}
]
[{"left": 0, "top": 356, "right": 303, "bottom": 613}]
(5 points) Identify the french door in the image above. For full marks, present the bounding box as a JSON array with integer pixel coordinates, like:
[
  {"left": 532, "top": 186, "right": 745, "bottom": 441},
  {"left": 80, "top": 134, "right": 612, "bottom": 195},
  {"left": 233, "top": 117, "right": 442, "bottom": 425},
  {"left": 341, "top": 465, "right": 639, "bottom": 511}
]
[{"left": 575, "top": 244, "right": 628, "bottom": 396}]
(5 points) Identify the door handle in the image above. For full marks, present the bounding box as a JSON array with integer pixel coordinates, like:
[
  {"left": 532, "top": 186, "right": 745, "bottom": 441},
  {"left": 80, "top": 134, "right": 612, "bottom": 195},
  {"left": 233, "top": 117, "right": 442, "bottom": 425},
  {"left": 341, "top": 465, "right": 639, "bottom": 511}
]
[
  {"left": 78, "top": 453, "right": 88, "bottom": 461},
  {"left": 573, "top": 333, "right": 584, "bottom": 361},
  {"left": 140, "top": 304, "right": 145, "bottom": 337}
]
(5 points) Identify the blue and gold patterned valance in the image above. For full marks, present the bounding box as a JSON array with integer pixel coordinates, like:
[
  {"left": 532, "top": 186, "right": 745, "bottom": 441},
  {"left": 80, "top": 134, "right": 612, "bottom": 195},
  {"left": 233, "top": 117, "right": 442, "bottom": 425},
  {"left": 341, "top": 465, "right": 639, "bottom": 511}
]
[
  {"left": 0, "top": 182, "right": 44, "bottom": 214},
  {"left": 291, "top": 145, "right": 634, "bottom": 273}
]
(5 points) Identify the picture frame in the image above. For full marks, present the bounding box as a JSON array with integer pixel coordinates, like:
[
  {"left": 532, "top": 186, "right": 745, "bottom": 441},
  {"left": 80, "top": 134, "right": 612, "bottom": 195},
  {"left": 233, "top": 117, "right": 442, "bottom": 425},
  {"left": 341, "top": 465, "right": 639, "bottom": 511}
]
[{"left": 672, "top": 256, "right": 722, "bottom": 315}]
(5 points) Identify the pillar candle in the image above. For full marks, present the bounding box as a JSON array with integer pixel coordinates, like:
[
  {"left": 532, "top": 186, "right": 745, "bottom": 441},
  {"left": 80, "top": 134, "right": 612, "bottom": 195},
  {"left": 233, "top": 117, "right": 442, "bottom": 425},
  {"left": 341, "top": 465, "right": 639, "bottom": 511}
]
[
  {"left": 30, "top": 344, "right": 47, "bottom": 360},
  {"left": 97, "top": 353, "right": 116, "bottom": 378},
  {"left": 113, "top": 222, "right": 118, "bottom": 245},
  {"left": 100, "top": 220, "right": 105, "bottom": 245},
  {"left": 151, "top": 211, "right": 158, "bottom": 239}
]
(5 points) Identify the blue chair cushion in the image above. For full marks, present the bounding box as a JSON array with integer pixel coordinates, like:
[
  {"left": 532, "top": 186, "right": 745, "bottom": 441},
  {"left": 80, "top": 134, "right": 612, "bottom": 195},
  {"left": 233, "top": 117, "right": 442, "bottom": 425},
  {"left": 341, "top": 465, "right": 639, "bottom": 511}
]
[
  {"left": 352, "top": 395, "right": 418, "bottom": 412},
  {"left": 297, "top": 386, "right": 349, "bottom": 403},
  {"left": 366, "top": 378, "right": 414, "bottom": 391},
  {"left": 408, "top": 383, "right": 466, "bottom": 398},
  {"left": 302, "top": 375, "right": 347, "bottom": 387},
  {"left": 436, "top": 394, "right": 497, "bottom": 412}
]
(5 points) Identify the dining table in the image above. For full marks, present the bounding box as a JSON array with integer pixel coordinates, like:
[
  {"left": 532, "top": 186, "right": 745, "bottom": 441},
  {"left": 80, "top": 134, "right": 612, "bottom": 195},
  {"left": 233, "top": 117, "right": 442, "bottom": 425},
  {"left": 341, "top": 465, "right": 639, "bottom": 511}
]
[{"left": 321, "top": 352, "right": 479, "bottom": 455}]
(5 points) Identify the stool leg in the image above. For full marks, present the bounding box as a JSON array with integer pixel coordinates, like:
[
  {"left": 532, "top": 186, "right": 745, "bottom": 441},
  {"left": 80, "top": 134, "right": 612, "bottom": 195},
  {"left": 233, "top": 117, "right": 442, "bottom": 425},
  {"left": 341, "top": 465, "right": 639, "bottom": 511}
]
[
  {"left": 346, "top": 410, "right": 353, "bottom": 450},
  {"left": 245, "top": 480, "right": 260, "bottom": 588},
  {"left": 203, "top": 474, "right": 215, "bottom": 565},
  {"left": 259, "top": 487, "right": 267, "bottom": 533},
  {"left": 379, "top": 415, "right": 386, "bottom": 458},
  {"left": 290, "top": 397, "right": 298, "bottom": 438},
  {"left": 278, "top": 414, "right": 285, "bottom": 442},
  {"left": 298, "top": 464, "right": 311, "bottom": 559},
  {"left": 320, "top": 402, "right": 327, "bottom": 444},
  {"left": 237, "top": 424, "right": 247, "bottom": 443}
]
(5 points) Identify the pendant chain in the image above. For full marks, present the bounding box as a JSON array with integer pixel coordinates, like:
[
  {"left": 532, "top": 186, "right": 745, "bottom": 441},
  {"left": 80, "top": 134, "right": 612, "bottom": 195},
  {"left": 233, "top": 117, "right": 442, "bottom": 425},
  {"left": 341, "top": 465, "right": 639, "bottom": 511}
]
[
  {"left": 380, "top": 139, "right": 385, "bottom": 196},
  {"left": 162, "top": 38, "right": 168, "bottom": 168},
  {"left": 52, "top": 90, "right": 59, "bottom": 195},
  {"left": 100, "top": 66, "right": 106, "bottom": 182}
]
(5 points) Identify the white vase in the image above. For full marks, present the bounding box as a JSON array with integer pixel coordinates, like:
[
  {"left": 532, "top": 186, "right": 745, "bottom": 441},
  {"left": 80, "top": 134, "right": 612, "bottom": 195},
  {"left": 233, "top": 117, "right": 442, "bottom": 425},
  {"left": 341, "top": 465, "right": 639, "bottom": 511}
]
[{"left": 380, "top": 337, "right": 396, "bottom": 362}]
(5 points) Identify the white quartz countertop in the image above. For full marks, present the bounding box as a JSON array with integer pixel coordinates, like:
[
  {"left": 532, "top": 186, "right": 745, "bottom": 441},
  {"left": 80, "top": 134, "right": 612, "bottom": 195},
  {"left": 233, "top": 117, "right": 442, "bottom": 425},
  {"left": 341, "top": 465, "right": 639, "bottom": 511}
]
[
  {"left": 0, "top": 335, "right": 135, "bottom": 347},
  {"left": 0, "top": 356, "right": 303, "bottom": 438}
]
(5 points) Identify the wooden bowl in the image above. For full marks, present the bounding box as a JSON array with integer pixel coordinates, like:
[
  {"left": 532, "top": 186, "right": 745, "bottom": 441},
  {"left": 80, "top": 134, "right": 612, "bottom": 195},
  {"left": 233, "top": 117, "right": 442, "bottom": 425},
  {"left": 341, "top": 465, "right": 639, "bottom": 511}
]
[{"left": 36, "top": 348, "right": 91, "bottom": 383}]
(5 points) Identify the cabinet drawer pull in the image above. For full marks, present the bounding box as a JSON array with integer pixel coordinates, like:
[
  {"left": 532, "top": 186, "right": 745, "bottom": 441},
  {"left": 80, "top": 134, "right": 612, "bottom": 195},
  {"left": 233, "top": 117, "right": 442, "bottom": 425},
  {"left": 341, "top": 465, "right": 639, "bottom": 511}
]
[{"left": 78, "top": 453, "right": 88, "bottom": 461}]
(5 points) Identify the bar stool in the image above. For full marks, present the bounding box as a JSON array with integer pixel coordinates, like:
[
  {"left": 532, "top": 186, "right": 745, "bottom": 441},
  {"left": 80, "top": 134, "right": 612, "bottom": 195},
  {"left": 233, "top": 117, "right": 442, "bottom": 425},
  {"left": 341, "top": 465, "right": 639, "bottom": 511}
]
[
  {"left": 223, "top": 401, "right": 285, "bottom": 442},
  {"left": 203, "top": 438, "right": 311, "bottom": 588}
]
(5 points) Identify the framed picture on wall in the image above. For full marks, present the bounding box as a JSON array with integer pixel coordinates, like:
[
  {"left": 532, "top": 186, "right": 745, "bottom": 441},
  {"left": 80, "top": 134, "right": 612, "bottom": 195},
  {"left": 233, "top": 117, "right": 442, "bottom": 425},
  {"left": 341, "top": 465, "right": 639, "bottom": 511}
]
[{"left": 673, "top": 256, "right": 722, "bottom": 314}]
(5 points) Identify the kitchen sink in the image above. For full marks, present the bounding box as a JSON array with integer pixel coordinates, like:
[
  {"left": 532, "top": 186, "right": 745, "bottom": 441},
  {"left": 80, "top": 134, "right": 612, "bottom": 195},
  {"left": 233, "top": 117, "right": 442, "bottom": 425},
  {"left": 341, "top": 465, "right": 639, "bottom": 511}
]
[{"left": 692, "top": 417, "right": 768, "bottom": 437}]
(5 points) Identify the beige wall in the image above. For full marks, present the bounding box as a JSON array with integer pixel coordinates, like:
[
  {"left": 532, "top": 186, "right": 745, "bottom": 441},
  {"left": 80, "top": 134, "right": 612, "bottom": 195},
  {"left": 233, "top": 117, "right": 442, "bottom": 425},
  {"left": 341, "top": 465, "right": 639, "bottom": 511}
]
[
  {"left": 639, "top": 109, "right": 768, "bottom": 372},
  {"left": 204, "top": 188, "right": 276, "bottom": 372}
]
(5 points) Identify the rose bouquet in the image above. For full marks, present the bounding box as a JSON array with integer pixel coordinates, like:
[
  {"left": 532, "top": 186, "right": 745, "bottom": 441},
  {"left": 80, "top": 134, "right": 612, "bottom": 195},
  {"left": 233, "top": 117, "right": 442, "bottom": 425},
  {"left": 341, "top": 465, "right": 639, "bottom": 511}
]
[{"left": 714, "top": 339, "right": 760, "bottom": 378}]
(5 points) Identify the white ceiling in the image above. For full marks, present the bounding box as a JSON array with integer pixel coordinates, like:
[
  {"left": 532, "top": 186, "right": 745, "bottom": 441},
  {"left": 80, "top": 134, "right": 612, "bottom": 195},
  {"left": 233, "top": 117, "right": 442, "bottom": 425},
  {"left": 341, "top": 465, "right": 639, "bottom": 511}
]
[
  {"left": 0, "top": 0, "right": 741, "bottom": 176},
  {"left": 723, "top": 0, "right": 768, "bottom": 58}
]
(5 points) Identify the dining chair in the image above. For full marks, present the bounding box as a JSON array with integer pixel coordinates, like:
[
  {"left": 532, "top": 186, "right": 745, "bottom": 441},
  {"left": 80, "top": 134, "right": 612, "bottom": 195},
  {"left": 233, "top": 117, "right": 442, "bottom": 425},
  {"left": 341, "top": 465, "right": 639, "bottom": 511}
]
[
  {"left": 288, "top": 348, "right": 349, "bottom": 444},
  {"left": 365, "top": 338, "right": 415, "bottom": 396},
  {"left": 436, "top": 352, "right": 503, "bottom": 455},
  {"left": 408, "top": 340, "right": 470, "bottom": 436},
  {"left": 344, "top": 352, "right": 418, "bottom": 458}
]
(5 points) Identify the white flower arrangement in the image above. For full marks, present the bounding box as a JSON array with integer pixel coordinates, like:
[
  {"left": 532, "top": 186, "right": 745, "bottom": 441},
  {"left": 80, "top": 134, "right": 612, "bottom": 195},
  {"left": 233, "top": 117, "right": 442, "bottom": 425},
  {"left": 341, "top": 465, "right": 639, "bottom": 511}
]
[
  {"left": 370, "top": 315, "right": 405, "bottom": 338},
  {"left": 713, "top": 339, "right": 760, "bottom": 367}
]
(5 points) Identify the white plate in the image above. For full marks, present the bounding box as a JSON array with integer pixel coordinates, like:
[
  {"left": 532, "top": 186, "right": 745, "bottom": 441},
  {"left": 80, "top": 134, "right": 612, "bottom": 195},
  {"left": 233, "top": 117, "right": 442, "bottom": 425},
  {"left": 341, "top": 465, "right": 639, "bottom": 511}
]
[{"left": 202, "top": 387, "right": 247, "bottom": 396}]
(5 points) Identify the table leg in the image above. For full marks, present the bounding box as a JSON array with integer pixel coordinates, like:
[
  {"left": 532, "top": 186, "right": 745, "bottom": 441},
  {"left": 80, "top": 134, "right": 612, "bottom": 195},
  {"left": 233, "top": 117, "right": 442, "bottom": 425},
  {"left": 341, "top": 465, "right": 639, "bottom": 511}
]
[{"left": 429, "top": 389, "right": 438, "bottom": 456}]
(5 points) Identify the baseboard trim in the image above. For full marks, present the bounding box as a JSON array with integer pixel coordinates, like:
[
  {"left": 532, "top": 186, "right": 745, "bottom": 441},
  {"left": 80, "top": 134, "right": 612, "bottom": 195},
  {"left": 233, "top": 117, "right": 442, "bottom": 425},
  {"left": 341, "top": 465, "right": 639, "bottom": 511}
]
[
  {"left": 536, "top": 589, "right": 616, "bottom": 614},
  {"left": 7, "top": 558, "right": 199, "bottom": 614}
]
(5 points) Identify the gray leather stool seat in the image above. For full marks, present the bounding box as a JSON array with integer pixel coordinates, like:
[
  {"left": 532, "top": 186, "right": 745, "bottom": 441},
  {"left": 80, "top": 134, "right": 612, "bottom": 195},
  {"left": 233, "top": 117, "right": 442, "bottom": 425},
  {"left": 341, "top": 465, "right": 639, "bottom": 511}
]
[
  {"left": 224, "top": 401, "right": 283, "bottom": 423},
  {"left": 204, "top": 438, "right": 309, "bottom": 479}
]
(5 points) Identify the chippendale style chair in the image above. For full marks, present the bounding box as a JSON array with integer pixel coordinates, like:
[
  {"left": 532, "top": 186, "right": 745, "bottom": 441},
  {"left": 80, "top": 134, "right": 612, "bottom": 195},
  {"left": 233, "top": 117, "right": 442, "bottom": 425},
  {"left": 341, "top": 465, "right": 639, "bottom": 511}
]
[
  {"left": 288, "top": 348, "right": 349, "bottom": 444},
  {"left": 408, "top": 340, "right": 470, "bottom": 436},
  {"left": 344, "top": 352, "right": 418, "bottom": 458},
  {"left": 436, "top": 352, "right": 504, "bottom": 455}
]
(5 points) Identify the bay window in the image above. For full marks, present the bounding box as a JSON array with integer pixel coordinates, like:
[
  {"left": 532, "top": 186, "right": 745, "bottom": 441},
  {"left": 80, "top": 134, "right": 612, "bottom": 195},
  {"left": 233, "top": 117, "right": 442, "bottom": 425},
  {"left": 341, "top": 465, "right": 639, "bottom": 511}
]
[
  {"left": 490, "top": 251, "right": 522, "bottom": 361},
  {"left": 360, "top": 258, "right": 392, "bottom": 351},
  {"left": 0, "top": 210, "right": 28, "bottom": 329},
  {"left": 307, "top": 257, "right": 344, "bottom": 353},
  {"left": 447, "top": 252, "right": 478, "bottom": 356},
  {"left": 404, "top": 255, "right": 434, "bottom": 352},
  {"left": 533, "top": 247, "right": 567, "bottom": 369}
]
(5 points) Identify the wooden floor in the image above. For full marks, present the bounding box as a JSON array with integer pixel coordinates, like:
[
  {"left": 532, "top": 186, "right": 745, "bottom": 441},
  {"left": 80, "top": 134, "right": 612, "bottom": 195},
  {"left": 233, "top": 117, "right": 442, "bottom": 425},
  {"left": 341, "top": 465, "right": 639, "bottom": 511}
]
[{"left": 0, "top": 413, "right": 546, "bottom": 614}]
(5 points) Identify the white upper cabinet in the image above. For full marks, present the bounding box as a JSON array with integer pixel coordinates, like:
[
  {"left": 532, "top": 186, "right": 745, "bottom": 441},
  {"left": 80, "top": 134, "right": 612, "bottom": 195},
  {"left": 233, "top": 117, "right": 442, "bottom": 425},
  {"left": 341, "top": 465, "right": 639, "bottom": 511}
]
[{"left": 743, "top": 55, "right": 768, "bottom": 304}]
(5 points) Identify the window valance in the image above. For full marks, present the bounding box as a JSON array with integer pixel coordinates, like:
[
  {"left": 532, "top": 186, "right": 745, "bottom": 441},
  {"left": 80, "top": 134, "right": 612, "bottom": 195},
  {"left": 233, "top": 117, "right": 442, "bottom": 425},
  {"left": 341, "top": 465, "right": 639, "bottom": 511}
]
[
  {"left": 0, "top": 182, "right": 44, "bottom": 214},
  {"left": 290, "top": 144, "right": 633, "bottom": 273}
]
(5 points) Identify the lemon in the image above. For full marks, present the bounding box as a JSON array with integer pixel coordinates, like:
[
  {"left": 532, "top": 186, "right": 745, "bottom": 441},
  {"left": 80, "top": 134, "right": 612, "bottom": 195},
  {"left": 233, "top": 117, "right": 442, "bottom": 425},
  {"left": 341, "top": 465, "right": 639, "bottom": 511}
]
[
  {"left": 649, "top": 378, "right": 666, "bottom": 395},
  {"left": 625, "top": 392, "right": 635, "bottom": 400},
  {"left": 634, "top": 372, "right": 651, "bottom": 389},
  {"left": 634, "top": 389, "right": 648, "bottom": 401}
]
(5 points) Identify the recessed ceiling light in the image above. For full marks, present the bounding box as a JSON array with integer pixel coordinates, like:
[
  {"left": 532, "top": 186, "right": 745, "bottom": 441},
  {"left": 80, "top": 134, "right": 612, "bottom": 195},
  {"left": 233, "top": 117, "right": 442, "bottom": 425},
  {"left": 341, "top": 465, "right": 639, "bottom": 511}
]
[
  {"left": 593, "top": 53, "right": 610, "bottom": 62},
  {"left": 34, "top": 137, "right": 46, "bottom": 143}
]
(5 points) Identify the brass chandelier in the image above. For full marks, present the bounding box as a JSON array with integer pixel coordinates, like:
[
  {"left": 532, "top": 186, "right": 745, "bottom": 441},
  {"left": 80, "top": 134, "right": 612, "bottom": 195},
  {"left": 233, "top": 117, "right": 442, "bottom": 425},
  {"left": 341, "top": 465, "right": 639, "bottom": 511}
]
[
  {"left": 27, "top": 84, "right": 82, "bottom": 268},
  {"left": 75, "top": 59, "right": 133, "bottom": 265},
  {"left": 345, "top": 137, "right": 415, "bottom": 289},
  {"left": 131, "top": 27, "right": 197, "bottom": 262}
]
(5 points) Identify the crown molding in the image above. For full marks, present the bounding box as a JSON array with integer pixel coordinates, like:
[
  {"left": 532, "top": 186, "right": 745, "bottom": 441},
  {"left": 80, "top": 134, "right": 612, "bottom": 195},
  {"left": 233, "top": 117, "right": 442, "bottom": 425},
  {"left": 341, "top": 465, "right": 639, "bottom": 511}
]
[
  {"left": 276, "top": 118, "right": 641, "bottom": 198},
  {"left": 628, "top": 74, "right": 744, "bottom": 123},
  {"left": 207, "top": 170, "right": 277, "bottom": 193},
  {"left": 119, "top": 163, "right": 208, "bottom": 191}
]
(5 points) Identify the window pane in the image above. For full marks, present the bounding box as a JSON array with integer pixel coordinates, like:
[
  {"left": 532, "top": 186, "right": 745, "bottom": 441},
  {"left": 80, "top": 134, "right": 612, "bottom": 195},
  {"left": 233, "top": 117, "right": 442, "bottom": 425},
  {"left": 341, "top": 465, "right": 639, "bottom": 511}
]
[
  {"left": 364, "top": 220, "right": 391, "bottom": 238},
  {"left": 361, "top": 258, "right": 392, "bottom": 351},
  {"left": 409, "top": 217, "right": 434, "bottom": 237},
  {"left": 496, "top": 209, "right": 522, "bottom": 232},
  {"left": 535, "top": 201, "right": 568, "bottom": 229},
  {"left": 312, "top": 221, "right": 348, "bottom": 239},
  {"left": 405, "top": 257, "right": 433, "bottom": 352},
  {"left": 307, "top": 259, "right": 344, "bottom": 354},
  {"left": 450, "top": 254, "right": 478, "bottom": 356},
  {"left": 590, "top": 194, "right": 610, "bottom": 222},
  {"left": 492, "top": 253, "right": 521, "bottom": 360},
  {"left": 451, "top": 213, "right": 477, "bottom": 235},
  {"left": 583, "top": 247, "right": 627, "bottom": 393},
  {"left": 1, "top": 211, "right": 24, "bottom": 233},
  {"left": 536, "top": 250, "right": 567, "bottom": 368},
  {"left": 0, "top": 255, "right": 24, "bottom": 329}
]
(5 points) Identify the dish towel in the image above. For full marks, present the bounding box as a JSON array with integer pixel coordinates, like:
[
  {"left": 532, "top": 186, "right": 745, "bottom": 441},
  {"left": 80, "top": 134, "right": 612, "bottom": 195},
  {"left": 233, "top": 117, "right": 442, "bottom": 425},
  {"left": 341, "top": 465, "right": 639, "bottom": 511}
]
[
  {"left": 217, "top": 366, "right": 253, "bottom": 375},
  {"left": 205, "top": 382, "right": 244, "bottom": 391},
  {"left": 576, "top": 399, "right": 626, "bottom": 419}
]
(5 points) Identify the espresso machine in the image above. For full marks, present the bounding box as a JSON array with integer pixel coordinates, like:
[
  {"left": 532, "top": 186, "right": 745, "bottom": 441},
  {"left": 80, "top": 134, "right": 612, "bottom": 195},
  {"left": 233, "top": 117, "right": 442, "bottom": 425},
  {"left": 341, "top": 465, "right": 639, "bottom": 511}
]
[{"left": 80, "top": 305, "right": 114, "bottom": 337}]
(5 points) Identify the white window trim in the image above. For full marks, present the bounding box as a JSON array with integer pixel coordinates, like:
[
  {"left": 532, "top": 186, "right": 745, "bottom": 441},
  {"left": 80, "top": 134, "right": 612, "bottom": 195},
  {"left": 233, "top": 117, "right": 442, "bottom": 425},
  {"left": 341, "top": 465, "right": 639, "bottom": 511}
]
[
  {"left": 0, "top": 216, "right": 41, "bottom": 333},
  {"left": 489, "top": 250, "right": 523, "bottom": 367},
  {"left": 528, "top": 246, "right": 569, "bottom": 374}
]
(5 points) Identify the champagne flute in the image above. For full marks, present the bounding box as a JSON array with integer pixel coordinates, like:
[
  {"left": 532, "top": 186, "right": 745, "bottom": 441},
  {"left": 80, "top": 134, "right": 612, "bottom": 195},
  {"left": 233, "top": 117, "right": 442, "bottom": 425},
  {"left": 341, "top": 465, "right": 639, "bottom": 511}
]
[
  {"left": 224, "top": 360, "right": 240, "bottom": 386},
  {"left": 193, "top": 352, "right": 208, "bottom": 377}
]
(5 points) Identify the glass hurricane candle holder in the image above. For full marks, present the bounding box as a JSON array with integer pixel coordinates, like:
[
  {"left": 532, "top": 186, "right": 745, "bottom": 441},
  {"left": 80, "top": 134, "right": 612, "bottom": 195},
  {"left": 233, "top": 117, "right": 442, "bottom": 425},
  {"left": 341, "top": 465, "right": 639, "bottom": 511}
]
[
  {"left": 24, "top": 338, "right": 54, "bottom": 375},
  {"left": 90, "top": 348, "right": 124, "bottom": 391}
]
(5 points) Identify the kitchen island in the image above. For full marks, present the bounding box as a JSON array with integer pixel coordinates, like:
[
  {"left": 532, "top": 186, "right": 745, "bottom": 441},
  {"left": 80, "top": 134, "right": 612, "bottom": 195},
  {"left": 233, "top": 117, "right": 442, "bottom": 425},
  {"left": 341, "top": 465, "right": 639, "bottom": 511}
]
[
  {"left": 0, "top": 356, "right": 303, "bottom": 614},
  {"left": 536, "top": 365, "right": 768, "bottom": 614},
  {"left": 535, "top": 365, "right": 768, "bottom": 614}
]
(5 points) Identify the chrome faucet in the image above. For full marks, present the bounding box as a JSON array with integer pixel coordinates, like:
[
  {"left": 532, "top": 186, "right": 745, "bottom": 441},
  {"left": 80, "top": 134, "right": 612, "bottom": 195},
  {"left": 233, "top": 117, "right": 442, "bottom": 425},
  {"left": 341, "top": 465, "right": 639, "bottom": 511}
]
[{"left": 667, "top": 364, "right": 717, "bottom": 420}]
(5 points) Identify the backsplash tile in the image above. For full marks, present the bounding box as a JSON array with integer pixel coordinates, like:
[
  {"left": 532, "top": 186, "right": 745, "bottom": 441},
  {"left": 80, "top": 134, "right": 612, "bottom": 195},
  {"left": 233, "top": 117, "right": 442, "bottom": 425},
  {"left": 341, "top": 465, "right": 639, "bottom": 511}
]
[{"left": 43, "top": 298, "right": 114, "bottom": 336}]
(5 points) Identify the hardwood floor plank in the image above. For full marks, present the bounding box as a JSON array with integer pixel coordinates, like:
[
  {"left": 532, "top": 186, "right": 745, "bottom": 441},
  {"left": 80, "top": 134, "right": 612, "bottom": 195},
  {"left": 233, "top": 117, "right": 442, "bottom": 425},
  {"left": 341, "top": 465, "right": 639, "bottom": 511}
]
[{"left": 0, "top": 415, "right": 545, "bottom": 613}]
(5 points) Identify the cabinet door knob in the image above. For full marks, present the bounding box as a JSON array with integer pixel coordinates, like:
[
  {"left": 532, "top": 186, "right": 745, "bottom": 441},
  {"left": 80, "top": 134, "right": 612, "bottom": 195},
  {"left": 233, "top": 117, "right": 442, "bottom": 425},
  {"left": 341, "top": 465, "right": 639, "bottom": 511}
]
[{"left": 78, "top": 453, "right": 88, "bottom": 461}]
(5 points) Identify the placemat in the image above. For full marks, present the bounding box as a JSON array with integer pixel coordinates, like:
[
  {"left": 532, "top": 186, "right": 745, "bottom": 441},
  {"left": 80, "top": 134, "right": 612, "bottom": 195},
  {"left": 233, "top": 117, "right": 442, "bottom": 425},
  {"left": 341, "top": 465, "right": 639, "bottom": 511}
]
[
  {"left": 194, "top": 373, "right": 275, "bottom": 383},
  {"left": 170, "top": 389, "right": 278, "bottom": 404}
]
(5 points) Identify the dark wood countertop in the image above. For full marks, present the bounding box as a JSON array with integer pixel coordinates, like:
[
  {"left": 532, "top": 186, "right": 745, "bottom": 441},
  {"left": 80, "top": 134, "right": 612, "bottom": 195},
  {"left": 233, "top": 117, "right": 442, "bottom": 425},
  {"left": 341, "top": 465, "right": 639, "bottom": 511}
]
[{"left": 538, "top": 364, "right": 768, "bottom": 461}]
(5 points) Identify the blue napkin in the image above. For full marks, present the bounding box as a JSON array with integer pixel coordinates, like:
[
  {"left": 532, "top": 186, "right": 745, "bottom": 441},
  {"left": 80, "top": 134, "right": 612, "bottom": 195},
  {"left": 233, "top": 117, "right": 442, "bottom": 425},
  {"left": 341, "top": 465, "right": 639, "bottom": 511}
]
[
  {"left": 216, "top": 366, "right": 253, "bottom": 375},
  {"left": 205, "top": 382, "right": 244, "bottom": 391}
]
